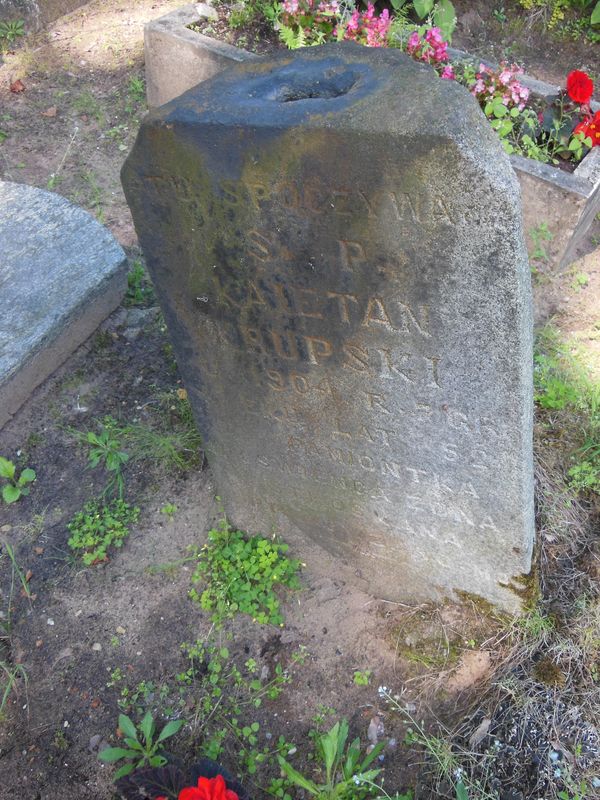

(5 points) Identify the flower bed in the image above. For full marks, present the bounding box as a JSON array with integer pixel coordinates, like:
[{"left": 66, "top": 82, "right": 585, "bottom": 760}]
[{"left": 144, "top": 4, "right": 600, "bottom": 275}]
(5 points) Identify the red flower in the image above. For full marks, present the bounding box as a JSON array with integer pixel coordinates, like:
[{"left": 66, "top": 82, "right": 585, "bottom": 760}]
[
  {"left": 173, "top": 775, "right": 239, "bottom": 800},
  {"left": 566, "top": 70, "right": 594, "bottom": 105},
  {"left": 574, "top": 110, "right": 600, "bottom": 147}
]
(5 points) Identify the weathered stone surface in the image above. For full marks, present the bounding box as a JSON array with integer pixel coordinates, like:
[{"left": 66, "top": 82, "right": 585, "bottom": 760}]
[
  {"left": 123, "top": 43, "right": 534, "bottom": 611},
  {"left": 0, "top": 181, "right": 127, "bottom": 428}
]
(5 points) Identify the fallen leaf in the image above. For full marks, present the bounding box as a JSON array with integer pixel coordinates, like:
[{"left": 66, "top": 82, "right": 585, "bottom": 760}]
[
  {"left": 177, "top": 388, "right": 188, "bottom": 400},
  {"left": 468, "top": 717, "right": 491, "bottom": 749},
  {"left": 25, "top": 570, "right": 33, "bottom": 582},
  {"left": 35, "top": 639, "right": 43, "bottom": 648},
  {"left": 34, "top": 547, "right": 44, "bottom": 555},
  {"left": 41, "top": 106, "right": 57, "bottom": 117},
  {"left": 10, "top": 79, "right": 25, "bottom": 93},
  {"left": 90, "top": 698, "right": 101, "bottom": 709}
]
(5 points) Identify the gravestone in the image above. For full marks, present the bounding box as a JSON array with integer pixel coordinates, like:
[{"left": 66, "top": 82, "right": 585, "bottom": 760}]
[{"left": 122, "top": 43, "right": 534, "bottom": 612}]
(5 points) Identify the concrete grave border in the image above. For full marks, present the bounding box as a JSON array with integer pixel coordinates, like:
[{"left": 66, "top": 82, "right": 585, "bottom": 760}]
[{"left": 144, "top": 3, "right": 600, "bottom": 274}]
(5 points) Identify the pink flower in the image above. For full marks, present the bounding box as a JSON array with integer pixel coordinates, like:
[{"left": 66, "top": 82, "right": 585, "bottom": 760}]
[
  {"left": 407, "top": 31, "right": 420, "bottom": 51},
  {"left": 440, "top": 64, "right": 455, "bottom": 80}
]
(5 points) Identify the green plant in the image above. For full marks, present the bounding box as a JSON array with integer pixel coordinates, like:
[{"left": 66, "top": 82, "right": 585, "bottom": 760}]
[
  {"left": 74, "top": 90, "right": 104, "bottom": 123},
  {"left": 278, "top": 719, "right": 386, "bottom": 799},
  {"left": 534, "top": 327, "right": 600, "bottom": 496},
  {"left": 0, "top": 456, "right": 35, "bottom": 504},
  {"left": 98, "top": 711, "right": 183, "bottom": 780},
  {"left": 82, "top": 422, "right": 129, "bottom": 498},
  {"left": 128, "top": 75, "right": 145, "bottom": 103},
  {"left": 160, "top": 503, "right": 178, "bottom": 519},
  {"left": 125, "top": 260, "right": 155, "bottom": 307},
  {"left": 189, "top": 513, "right": 301, "bottom": 626},
  {"left": 411, "top": 0, "right": 456, "bottom": 39},
  {"left": 0, "top": 662, "right": 27, "bottom": 721},
  {"left": 67, "top": 499, "right": 139, "bottom": 565},
  {"left": 353, "top": 669, "right": 372, "bottom": 686},
  {"left": 571, "top": 271, "right": 589, "bottom": 290},
  {"left": 530, "top": 222, "right": 554, "bottom": 262},
  {"left": 0, "top": 19, "right": 25, "bottom": 52},
  {"left": 81, "top": 170, "right": 105, "bottom": 222}
]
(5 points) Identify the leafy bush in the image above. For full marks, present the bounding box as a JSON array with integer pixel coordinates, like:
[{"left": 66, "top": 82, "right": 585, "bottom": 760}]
[
  {"left": 190, "top": 515, "right": 301, "bottom": 625},
  {"left": 67, "top": 499, "right": 140, "bottom": 565},
  {"left": 0, "top": 457, "right": 35, "bottom": 504}
]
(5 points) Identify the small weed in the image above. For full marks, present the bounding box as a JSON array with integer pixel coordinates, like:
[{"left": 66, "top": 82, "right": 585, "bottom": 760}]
[
  {"left": 0, "top": 130, "right": 7, "bottom": 144},
  {"left": 571, "top": 271, "right": 589, "bottom": 291},
  {"left": 74, "top": 421, "right": 129, "bottom": 498},
  {"left": 52, "top": 729, "right": 69, "bottom": 751},
  {"left": 0, "top": 456, "right": 35, "bottom": 504},
  {"left": 353, "top": 669, "right": 372, "bottom": 686},
  {"left": 530, "top": 221, "right": 553, "bottom": 262},
  {"left": 106, "top": 123, "right": 129, "bottom": 151},
  {"left": 0, "top": 19, "right": 25, "bottom": 52},
  {"left": 98, "top": 711, "right": 183, "bottom": 780},
  {"left": 534, "top": 327, "right": 599, "bottom": 496},
  {"left": 74, "top": 91, "right": 104, "bottom": 123},
  {"left": 47, "top": 125, "right": 79, "bottom": 190},
  {"left": 189, "top": 513, "right": 301, "bottom": 626},
  {"left": 160, "top": 503, "right": 177, "bottom": 519},
  {"left": 278, "top": 718, "right": 386, "bottom": 799},
  {"left": 125, "top": 260, "right": 155, "bottom": 307},
  {"left": 81, "top": 170, "right": 105, "bottom": 222},
  {"left": 0, "top": 662, "right": 28, "bottom": 721},
  {"left": 127, "top": 75, "right": 145, "bottom": 104},
  {"left": 67, "top": 499, "right": 140, "bottom": 565}
]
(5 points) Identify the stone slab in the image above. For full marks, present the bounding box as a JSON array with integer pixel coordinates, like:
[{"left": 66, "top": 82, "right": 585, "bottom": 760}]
[
  {"left": 123, "top": 43, "right": 535, "bottom": 612},
  {"left": 0, "top": 181, "right": 127, "bottom": 428}
]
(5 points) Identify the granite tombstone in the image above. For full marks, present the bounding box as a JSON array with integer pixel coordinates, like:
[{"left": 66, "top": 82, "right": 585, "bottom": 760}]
[{"left": 122, "top": 43, "right": 534, "bottom": 612}]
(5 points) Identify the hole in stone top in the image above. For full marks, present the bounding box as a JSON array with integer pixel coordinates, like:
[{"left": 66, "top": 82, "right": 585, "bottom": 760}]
[{"left": 270, "top": 68, "right": 359, "bottom": 102}]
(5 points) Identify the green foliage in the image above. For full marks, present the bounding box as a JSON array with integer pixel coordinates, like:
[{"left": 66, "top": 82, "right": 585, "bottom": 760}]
[
  {"left": 127, "top": 75, "right": 145, "bottom": 103},
  {"left": 160, "top": 503, "right": 178, "bottom": 519},
  {"left": 98, "top": 711, "right": 183, "bottom": 780},
  {"left": 534, "top": 328, "right": 600, "bottom": 496},
  {"left": 0, "top": 456, "right": 36, "bottom": 504},
  {"left": 189, "top": 514, "right": 301, "bottom": 625},
  {"left": 530, "top": 221, "right": 554, "bottom": 262},
  {"left": 125, "top": 260, "right": 155, "bottom": 307},
  {"left": 85, "top": 426, "right": 129, "bottom": 498},
  {"left": 0, "top": 661, "right": 27, "bottom": 721},
  {"left": 72, "top": 409, "right": 202, "bottom": 499},
  {"left": 110, "top": 635, "right": 298, "bottom": 779},
  {"left": 0, "top": 19, "right": 25, "bottom": 52},
  {"left": 390, "top": 0, "right": 456, "bottom": 40},
  {"left": 278, "top": 719, "right": 386, "bottom": 799},
  {"left": 67, "top": 499, "right": 139, "bottom": 565},
  {"left": 519, "top": 0, "right": 600, "bottom": 32},
  {"left": 353, "top": 669, "right": 372, "bottom": 686}
]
